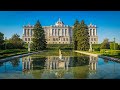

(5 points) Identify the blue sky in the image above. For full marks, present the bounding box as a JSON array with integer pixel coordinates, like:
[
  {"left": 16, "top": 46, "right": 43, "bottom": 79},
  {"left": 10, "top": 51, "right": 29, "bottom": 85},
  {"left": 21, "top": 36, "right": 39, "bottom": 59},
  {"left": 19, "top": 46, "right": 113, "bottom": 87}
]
[{"left": 0, "top": 11, "right": 120, "bottom": 44}]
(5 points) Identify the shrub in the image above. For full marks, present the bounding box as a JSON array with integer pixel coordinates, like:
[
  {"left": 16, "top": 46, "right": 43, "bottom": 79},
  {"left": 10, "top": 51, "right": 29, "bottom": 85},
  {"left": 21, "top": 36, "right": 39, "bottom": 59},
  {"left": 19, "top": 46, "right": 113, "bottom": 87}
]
[
  {"left": 92, "top": 44, "right": 101, "bottom": 51},
  {"left": 110, "top": 42, "right": 119, "bottom": 50}
]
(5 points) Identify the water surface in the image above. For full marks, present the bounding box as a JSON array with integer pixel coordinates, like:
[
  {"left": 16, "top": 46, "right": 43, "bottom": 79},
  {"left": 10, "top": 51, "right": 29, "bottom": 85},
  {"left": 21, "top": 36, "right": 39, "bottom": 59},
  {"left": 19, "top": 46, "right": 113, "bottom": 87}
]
[{"left": 0, "top": 50, "right": 120, "bottom": 79}]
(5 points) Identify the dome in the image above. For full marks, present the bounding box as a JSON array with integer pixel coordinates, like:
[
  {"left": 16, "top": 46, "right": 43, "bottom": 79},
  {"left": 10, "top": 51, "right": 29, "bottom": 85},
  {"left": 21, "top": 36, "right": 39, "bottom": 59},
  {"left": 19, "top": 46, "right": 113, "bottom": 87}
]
[{"left": 55, "top": 18, "right": 64, "bottom": 27}]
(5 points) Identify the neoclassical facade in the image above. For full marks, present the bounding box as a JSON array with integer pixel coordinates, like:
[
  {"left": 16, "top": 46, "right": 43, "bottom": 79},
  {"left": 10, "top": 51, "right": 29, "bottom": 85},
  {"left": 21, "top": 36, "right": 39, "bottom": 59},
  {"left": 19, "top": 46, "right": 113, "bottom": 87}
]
[{"left": 22, "top": 18, "right": 98, "bottom": 44}]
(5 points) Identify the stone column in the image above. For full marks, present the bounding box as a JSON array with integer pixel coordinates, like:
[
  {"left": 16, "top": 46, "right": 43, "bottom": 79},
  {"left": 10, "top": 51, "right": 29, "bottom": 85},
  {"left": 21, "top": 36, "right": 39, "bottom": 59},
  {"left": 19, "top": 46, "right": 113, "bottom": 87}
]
[
  {"left": 95, "top": 29, "right": 96, "bottom": 36},
  {"left": 32, "top": 30, "right": 34, "bottom": 36},
  {"left": 91, "top": 29, "right": 93, "bottom": 36},
  {"left": 51, "top": 29, "right": 52, "bottom": 36},
  {"left": 95, "top": 62, "right": 97, "bottom": 70},
  {"left": 92, "top": 63, "right": 93, "bottom": 70}
]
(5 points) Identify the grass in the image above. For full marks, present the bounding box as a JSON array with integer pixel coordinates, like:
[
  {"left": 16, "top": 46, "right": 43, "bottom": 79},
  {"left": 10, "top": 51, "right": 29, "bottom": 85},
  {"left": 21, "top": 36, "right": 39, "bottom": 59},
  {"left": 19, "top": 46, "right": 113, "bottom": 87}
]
[
  {"left": 0, "top": 49, "right": 34, "bottom": 59},
  {"left": 85, "top": 50, "right": 120, "bottom": 59}
]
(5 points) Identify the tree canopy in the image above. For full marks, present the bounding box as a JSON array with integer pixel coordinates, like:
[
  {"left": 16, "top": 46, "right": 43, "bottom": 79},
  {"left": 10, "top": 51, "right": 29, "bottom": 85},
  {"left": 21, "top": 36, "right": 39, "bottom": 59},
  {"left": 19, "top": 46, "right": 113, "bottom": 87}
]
[
  {"left": 32, "top": 20, "right": 46, "bottom": 50},
  {"left": 100, "top": 38, "right": 110, "bottom": 49},
  {"left": 73, "top": 20, "right": 89, "bottom": 51},
  {"left": 8, "top": 34, "right": 24, "bottom": 49},
  {"left": 0, "top": 32, "right": 4, "bottom": 45}
]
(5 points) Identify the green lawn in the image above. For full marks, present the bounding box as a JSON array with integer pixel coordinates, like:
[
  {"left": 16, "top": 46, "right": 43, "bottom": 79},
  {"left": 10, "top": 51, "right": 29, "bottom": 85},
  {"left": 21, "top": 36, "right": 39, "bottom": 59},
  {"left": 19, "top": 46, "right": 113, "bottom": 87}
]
[
  {"left": 86, "top": 50, "right": 120, "bottom": 59},
  {"left": 0, "top": 49, "right": 33, "bottom": 59}
]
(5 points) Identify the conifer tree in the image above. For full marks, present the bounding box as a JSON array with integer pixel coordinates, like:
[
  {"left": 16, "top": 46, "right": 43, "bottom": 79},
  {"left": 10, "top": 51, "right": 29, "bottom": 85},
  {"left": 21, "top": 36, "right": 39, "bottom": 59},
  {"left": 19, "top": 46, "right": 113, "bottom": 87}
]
[{"left": 32, "top": 20, "right": 46, "bottom": 50}]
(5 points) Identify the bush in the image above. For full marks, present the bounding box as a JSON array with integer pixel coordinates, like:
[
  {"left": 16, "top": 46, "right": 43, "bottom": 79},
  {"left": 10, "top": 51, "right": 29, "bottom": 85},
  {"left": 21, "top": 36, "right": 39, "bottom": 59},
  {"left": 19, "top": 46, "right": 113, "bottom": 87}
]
[
  {"left": 47, "top": 44, "right": 73, "bottom": 50},
  {"left": 110, "top": 42, "right": 119, "bottom": 50},
  {"left": 0, "top": 44, "right": 5, "bottom": 50},
  {"left": 100, "top": 49, "right": 120, "bottom": 55},
  {"left": 92, "top": 44, "right": 101, "bottom": 51}
]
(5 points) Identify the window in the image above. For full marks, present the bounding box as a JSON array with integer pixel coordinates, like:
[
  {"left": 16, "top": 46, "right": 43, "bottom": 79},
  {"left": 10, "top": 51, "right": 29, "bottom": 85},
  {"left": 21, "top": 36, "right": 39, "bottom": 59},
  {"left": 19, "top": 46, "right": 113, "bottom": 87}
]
[
  {"left": 65, "top": 29, "right": 67, "bottom": 36},
  {"left": 52, "top": 29, "right": 54, "bottom": 36},
  {"left": 58, "top": 29, "right": 60, "bottom": 36},
  {"left": 55, "top": 29, "right": 57, "bottom": 36},
  {"left": 93, "top": 29, "right": 95, "bottom": 35},
  {"left": 91, "top": 38, "right": 93, "bottom": 41},
  {"left": 25, "top": 38, "right": 27, "bottom": 41},
  {"left": 62, "top": 29, "right": 64, "bottom": 36},
  {"left": 56, "top": 38, "right": 58, "bottom": 41},
  {"left": 94, "top": 38, "right": 96, "bottom": 41},
  {"left": 59, "top": 42, "right": 60, "bottom": 44},
  {"left": 66, "top": 38, "right": 68, "bottom": 41},
  {"left": 63, "top": 38, "right": 65, "bottom": 41},
  {"left": 53, "top": 38, "right": 55, "bottom": 41},
  {"left": 24, "top": 29, "right": 26, "bottom": 36},
  {"left": 28, "top": 38, "right": 30, "bottom": 41},
  {"left": 90, "top": 29, "right": 92, "bottom": 36},
  {"left": 27, "top": 29, "right": 29, "bottom": 36}
]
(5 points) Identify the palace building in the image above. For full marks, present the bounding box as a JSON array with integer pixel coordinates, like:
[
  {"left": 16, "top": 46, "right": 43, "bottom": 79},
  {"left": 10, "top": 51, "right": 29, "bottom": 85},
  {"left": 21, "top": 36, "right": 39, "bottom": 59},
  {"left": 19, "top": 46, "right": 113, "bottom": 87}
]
[{"left": 22, "top": 18, "right": 98, "bottom": 44}]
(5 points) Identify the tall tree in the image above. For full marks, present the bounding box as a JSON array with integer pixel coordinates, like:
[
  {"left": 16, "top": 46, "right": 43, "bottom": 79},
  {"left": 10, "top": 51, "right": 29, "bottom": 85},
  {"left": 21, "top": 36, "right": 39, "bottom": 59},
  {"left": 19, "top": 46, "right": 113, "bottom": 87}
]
[
  {"left": 76, "top": 20, "right": 89, "bottom": 51},
  {"left": 32, "top": 20, "right": 46, "bottom": 50},
  {"left": 9, "top": 34, "right": 24, "bottom": 49},
  {"left": 73, "top": 19, "right": 79, "bottom": 50},
  {"left": 0, "top": 32, "right": 4, "bottom": 45},
  {"left": 100, "top": 38, "right": 110, "bottom": 49}
]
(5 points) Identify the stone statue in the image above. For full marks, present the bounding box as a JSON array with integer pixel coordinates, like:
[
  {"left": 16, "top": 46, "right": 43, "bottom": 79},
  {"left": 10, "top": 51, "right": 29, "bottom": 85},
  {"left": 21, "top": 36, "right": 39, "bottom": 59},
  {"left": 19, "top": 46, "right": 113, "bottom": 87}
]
[
  {"left": 28, "top": 43, "right": 30, "bottom": 52},
  {"left": 59, "top": 49, "right": 62, "bottom": 60}
]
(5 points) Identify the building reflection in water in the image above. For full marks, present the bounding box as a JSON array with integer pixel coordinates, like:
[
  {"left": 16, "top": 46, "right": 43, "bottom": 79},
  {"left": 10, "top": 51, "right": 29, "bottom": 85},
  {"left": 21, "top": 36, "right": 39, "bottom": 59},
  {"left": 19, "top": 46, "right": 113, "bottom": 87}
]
[
  {"left": 45, "top": 56, "right": 70, "bottom": 71},
  {"left": 89, "top": 55, "right": 98, "bottom": 74},
  {"left": 21, "top": 54, "right": 98, "bottom": 78},
  {"left": 22, "top": 56, "right": 33, "bottom": 73},
  {"left": 42, "top": 56, "right": 73, "bottom": 79}
]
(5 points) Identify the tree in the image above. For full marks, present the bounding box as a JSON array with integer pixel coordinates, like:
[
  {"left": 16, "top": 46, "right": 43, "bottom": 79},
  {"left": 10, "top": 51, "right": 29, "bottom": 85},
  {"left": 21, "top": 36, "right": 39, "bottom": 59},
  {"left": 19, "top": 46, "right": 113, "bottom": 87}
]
[
  {"left": 9, "top": 34, "right": 24, "bottom": 49},
  {"left": 10, "top": 58, "right": 20, "bottom": 67},
  {"left": 73, "top": 19, "right": 79, "bottom": 50},
  {"left": 110, "top": 42, "right": 119, "bottom": 50},
  {"left": 0, "top": 32, "right": 4, "bottom": 49},
  {"left": 100, "top": 38, "right": 110, "bottom": 49},
  {"left": 76, "top": 20, "right": 90, "bottom": 51},
  {"left": 32, "top": 20, "right": 46, "bottom": 50}
]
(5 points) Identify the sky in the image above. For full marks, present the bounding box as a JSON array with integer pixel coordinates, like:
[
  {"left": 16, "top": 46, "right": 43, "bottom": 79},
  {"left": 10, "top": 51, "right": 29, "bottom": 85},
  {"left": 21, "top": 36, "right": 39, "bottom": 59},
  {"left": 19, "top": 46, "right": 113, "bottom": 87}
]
[{"left": 0, "top": 11, "right": 120, "bottom": 44}]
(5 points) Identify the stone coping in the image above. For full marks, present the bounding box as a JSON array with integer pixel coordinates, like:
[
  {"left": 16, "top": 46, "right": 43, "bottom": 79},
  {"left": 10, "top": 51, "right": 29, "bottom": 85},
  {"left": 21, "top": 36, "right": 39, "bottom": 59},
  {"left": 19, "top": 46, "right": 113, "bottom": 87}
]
[
  {"left": 0, "top": 51, "right": 43, "bottom": 63},
  {"left": 74, "top": 50, "right": 120, "bottom": 62},
  {"left": 74, "top": 50, "right": 98, "bottom": 57}
]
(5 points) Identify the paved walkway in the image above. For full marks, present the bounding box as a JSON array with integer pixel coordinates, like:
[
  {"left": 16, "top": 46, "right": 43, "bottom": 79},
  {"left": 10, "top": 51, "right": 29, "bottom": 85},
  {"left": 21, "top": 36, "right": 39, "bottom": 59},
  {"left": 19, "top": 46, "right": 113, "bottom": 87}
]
[
  {"left": 74, "top": 50, "right": 120, "bottom": 62},
  {"left": 0, "top": 51, "right": 43, "bottom": 62},
  {"left": 74, "top": 50, "right": 98, "bottom": 57}
]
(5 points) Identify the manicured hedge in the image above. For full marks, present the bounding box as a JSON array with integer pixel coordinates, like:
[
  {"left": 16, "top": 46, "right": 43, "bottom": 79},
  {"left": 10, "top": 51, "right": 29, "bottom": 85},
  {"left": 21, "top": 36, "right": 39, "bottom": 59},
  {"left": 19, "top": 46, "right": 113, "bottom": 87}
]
[
  {"left": 100, "top": 49, "right": 120, "bottom": 55},
  {"left": 92, "top": 44, "right": 101, "bottom": 51},
  {"left": 46, "top": 44, "right": 73, "bottom": 50}
]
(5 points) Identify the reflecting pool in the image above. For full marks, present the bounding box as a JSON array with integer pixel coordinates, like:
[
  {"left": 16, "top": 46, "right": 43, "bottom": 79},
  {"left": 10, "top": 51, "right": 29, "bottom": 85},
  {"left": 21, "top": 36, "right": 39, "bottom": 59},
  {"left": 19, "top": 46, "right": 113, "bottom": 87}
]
[{"left": 0, "top": 50, "right": 120, "bottom": 79}]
